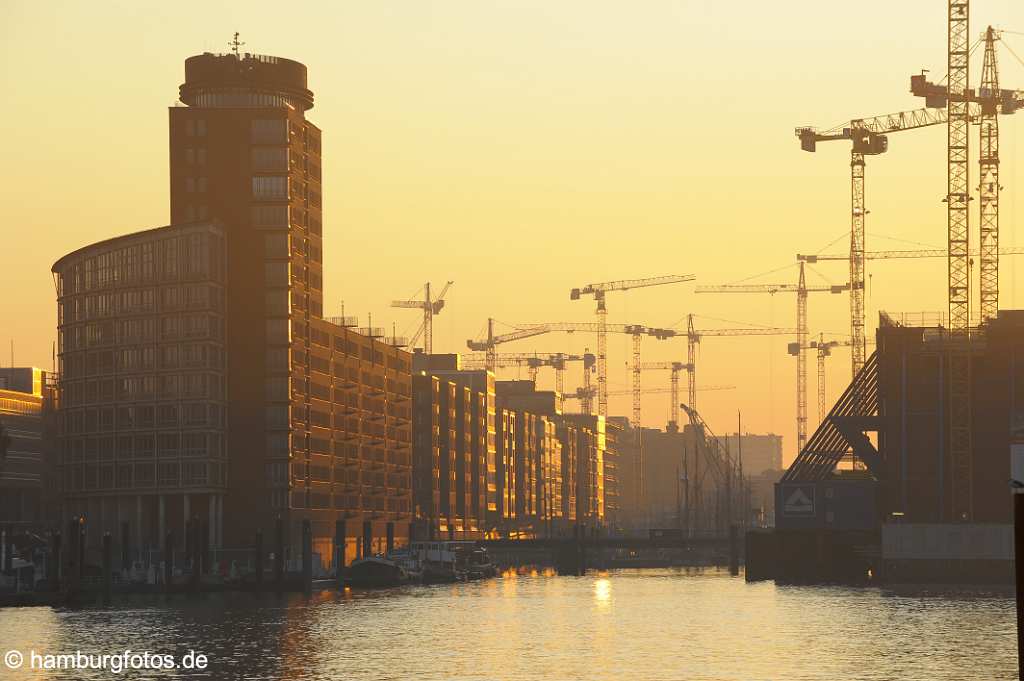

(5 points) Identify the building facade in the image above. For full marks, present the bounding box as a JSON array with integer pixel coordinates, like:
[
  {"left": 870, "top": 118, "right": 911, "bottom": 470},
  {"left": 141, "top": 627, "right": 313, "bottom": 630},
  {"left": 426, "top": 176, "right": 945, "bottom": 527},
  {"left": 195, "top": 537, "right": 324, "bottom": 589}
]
[
  {"left": 0, "top": 368, "right": 57, "bottom": 536},
  {"left": 411, "top": 354, "right": 495, "bottom": 539},
  {"left": 52, "top": 50, "right": 413, "bottom": 567},
  {"left": 52, "top": 222, "right": 228, "bottom": 553}
]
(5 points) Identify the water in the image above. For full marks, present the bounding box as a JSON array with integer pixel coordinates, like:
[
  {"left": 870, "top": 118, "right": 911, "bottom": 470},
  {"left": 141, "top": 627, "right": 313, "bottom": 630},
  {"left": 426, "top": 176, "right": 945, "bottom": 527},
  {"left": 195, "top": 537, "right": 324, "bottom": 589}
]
[{"left": 0, "top": 569, "right": 1017, "bottom": 680}]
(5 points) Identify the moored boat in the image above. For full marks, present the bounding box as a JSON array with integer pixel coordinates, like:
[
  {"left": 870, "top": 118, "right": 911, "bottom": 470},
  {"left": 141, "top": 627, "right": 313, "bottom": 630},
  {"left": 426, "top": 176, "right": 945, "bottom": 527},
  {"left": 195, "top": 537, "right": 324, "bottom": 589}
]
[{"left": 345, "top": 555, "right": 415, "bottom": 588}]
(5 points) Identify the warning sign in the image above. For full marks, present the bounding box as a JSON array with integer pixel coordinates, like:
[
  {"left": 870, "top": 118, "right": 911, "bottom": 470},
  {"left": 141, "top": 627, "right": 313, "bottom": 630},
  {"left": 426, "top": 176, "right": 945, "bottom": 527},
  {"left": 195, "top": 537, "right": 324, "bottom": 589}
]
[{"left": 782, "top": 485, "right": 815, "bottom": 517}]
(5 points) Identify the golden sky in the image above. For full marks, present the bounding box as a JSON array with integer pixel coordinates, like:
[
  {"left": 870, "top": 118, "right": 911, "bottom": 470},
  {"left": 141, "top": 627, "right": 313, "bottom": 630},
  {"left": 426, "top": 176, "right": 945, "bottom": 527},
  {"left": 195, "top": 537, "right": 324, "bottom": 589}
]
[{"left": 4, "top": 0, "right": 1024, "bottom": 464}]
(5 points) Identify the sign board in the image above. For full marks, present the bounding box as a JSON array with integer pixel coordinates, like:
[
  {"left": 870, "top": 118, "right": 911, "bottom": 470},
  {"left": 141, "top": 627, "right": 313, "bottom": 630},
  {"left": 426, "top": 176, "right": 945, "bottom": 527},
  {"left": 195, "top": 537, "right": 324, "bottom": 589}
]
[{"left": 781, "top": 485, "right": 815, "bottom": 517}]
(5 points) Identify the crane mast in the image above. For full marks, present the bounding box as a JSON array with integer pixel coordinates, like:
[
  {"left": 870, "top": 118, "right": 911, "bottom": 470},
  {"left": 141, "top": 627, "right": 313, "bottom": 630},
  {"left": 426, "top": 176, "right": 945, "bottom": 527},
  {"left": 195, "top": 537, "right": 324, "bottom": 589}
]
[
  {"left": 696, "top": 266, "right": 846, "bottom": 454},
  {"left": 797, "top": 106, "right": 947, "bottom": 378},
  {"left": 569, "top": 274, "right": 694, "bottom": 417},
  {"left": 979, "top": 26, "right": 1000, "bottom": 322},
  {"left": 391, "top": 280, "right": 453, "bottom": 354}
]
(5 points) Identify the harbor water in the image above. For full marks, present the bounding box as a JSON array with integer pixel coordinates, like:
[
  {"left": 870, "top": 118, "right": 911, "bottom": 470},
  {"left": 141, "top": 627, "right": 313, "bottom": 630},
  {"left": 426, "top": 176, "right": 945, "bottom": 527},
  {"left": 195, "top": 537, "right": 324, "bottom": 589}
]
[{"left": 0, "top": 568, "right": 1016, "bottom": 680}]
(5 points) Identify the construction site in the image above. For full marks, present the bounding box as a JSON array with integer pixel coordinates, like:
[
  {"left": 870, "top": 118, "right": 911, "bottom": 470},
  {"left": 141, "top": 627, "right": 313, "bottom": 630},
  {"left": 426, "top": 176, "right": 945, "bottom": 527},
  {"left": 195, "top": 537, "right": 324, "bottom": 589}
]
[{"left": 379, "top": 3, "right": 1024, "bottom": 582}]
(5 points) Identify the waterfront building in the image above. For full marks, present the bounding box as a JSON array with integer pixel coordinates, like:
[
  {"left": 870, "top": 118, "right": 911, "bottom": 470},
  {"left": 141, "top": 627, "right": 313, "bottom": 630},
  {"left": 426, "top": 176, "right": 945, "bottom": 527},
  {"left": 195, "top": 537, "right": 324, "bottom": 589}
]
[
  {"left": 0, "top": 368, "right": 57, "bottom": 536},
  {"left": 495, "top": 381, "right": 569, "bottom": 536},
  {"left": 411, "top": 353, "right": 495, "bottom": 539},
  {"left": 52, "top": 50, "right": 413, "bottom": 567}
]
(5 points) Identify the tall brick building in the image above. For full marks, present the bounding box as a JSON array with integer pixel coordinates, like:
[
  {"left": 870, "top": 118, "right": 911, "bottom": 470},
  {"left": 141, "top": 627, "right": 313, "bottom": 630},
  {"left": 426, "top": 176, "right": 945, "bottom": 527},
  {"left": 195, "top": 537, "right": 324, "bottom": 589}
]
[{"left": 52, "top": 50, "right": 412, "bottom": 567}]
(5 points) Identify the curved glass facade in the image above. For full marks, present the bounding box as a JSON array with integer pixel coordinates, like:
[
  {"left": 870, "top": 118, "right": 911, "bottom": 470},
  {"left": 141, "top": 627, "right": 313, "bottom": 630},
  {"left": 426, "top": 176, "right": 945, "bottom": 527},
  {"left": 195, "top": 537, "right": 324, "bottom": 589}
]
[{"left": 52, "top": 222, "right": 228, "bottom": 548}]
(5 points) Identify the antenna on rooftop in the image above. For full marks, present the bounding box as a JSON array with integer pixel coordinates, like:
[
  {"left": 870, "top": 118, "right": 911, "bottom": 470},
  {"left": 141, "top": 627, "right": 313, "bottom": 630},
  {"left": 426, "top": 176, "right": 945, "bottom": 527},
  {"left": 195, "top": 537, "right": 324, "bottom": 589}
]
[{"left": 229, "top": 32, "right": 245, "bottom": 57}]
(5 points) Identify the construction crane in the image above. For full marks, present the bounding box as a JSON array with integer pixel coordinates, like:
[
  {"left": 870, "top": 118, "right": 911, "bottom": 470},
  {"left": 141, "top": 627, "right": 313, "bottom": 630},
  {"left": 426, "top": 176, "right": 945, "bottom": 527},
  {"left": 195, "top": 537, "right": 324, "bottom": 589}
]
[
  {"left": 682, "top": 315, "right": 796, "bottom": 414},
  {"left": 678, "top": 402, "right": 744, "bottom": 537},
  {"left": 565, "top": 385, "right": 735, "bottom": 425},
  {"left": 390, "top": 281, "right": 453, "bottom": 354},
  {"left": 696, "top": 262, "right": 848, "bottom": 454},
  {"left": 460, "top": 351, "right": 590, "bottom": 398},
  {"left": 569, "top": 275, "right": 695, "bottom": 417},
  {"left": 639, "top": 361, "right": 691, "bottom": 431},
  {"left": 911, "top": 28, "right": 1024, "bottom": 325},
  {"left": 799, "top": 245, "right": 1024, "bottom": 263},
  {"left": 796, "top": 106, "right": 948, "bottom": 377},
  {"left": 468, "top": 319, "right": 676, "bottom": 509},
  {"left": 467, "top": 320, "right": 675, "bottom": 421}
]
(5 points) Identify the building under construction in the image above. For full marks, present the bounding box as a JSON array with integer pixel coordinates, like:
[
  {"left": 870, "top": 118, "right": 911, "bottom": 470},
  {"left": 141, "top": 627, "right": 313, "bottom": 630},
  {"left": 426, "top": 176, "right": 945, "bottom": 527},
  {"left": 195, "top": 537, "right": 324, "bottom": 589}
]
[{"left": 764, "top": 310, "right": 1024, "bottom": 582}]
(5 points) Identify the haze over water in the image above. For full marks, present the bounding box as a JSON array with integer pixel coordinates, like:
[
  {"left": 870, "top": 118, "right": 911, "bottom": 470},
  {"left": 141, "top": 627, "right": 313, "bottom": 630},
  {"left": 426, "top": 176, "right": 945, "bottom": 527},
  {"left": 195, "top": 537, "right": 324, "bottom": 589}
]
[{"left": 0, "top": 570, "right": 1015, "bottom": 680}]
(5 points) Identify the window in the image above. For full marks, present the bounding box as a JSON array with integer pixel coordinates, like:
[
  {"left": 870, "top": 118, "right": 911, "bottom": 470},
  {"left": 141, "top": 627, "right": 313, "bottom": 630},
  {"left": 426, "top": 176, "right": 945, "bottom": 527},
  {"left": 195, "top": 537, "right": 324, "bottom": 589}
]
[
  {"left": 264, "top": 233, "right": 289, "bottom": 257},
  {"left": 265, "top": 289, "right": 290, "bottom": 316},
  {"left": 196, "top": 148, "right": 206, "bottom": 165},
  {"left": 264, "top": 262, "right": 289, "bottom": 287},
  {"left": 252, "top": 205, "right": 288, "bottom": 227},
  {"left": 197, "top": 177, "right": 207, "bottom": 193},
  {"left": 251, "top": 118, "right": 287, "bottom": 144},
  {"left": 196, "top": 119, "right": 206, "bottom": 136},
  {"left": 252, "top": 176, "right": 288, "bottom": 200},
  {"left": 265, "top": 376, "right": 288, "bottom": 400},
  {"left": 266, "top": 347, "right": 289, "bottom": 372},
  {"left": 266, "top": 319, "right": 291, "bottom": 344},
  {"left": 251, "top": 147, "right": 288, "bottom": 171},
  {"left": 266, "top": 405, "right": 289, "bottom": 427}
]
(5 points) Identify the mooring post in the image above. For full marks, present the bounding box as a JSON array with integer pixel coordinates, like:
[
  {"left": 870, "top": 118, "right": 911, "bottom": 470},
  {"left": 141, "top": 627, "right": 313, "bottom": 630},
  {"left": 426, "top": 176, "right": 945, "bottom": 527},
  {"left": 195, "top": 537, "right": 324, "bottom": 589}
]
[
  {"left": 66, "top": 518, "right": 80, "bottom": 595},
  {"left": 274, "top": 514, "right": 284, "bottom": 589},
  {"left": 190, "top": 517, "right": 201, "bottom": 592},
  {"left": 255, "top": 528, "right": 264, "bottom": 590},
  {"left": 163, "top": 529, "right": 174, "bottom": 592},
  {"left": 120, "top": 521, "right": 130, "bottom": 573},
  {"left": 50, "top": 531, "right": 62, "bottom": 590},
  {"left": 102, "top": 532, "right": 112, "bottom": 603},
  {"left": 729, "top": 524, "right": 739, "bottom": 576},
  {"left": 302, "top": 519, "right": 313, "bottom": 595},
  {"left": 334, "top": 519, "right": 346, "bottom": 590}
]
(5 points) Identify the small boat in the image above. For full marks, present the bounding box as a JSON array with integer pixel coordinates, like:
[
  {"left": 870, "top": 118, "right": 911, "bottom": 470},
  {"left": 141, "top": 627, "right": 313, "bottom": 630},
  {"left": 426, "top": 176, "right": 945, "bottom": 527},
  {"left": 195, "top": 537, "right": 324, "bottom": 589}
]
[
  {"left": 463, "top": 547, "right": 498, "bottom": 580},
  {"left": 410, "top": 541, "right": 498, "bottom": 583},
  {"left": 345, "top": 555, "right": 416, "bottom": 588}
]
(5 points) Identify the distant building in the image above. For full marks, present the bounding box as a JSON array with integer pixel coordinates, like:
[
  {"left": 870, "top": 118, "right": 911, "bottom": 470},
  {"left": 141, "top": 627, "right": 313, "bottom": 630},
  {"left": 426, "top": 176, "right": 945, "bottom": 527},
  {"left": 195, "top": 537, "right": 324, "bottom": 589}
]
[
  {"left": 411, "top": 353, "right": 495, "bottom": 539},
  {"left": 723, "top": 433, "right": 783, "bottom": 476},
  {"left": 52, "top": 50, "right": 413, "bottom": 567},
  {"left": 0, "top": 368, "right": 57, "bottom": 536}
]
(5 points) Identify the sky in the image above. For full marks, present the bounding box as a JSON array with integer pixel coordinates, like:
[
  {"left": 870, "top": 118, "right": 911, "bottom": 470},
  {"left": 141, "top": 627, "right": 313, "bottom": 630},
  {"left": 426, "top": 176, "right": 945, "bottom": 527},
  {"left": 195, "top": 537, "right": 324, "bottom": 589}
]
[{"left": 4, "top": 0, "right": 1024, "bottom": 465}]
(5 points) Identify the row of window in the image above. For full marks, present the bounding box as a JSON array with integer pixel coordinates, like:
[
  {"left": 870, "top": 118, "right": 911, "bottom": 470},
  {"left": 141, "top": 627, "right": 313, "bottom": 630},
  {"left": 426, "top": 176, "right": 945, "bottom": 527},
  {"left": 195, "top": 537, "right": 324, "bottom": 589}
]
[
  {"left": 61, "top": 316, "right": 225, "bottom": 351},
  {"left": 57, "top": 231, "right": 222, "bottom": 296},
  {"left": 64, "top": 460, "right": 223, "bottom": 492},
  {"left": 62, "top": 402, "right": 224, "bottom": 434},
  {"left": 62, "top": 432, "right": 224, "bottom": 461},
  {"left": 62, "top": 343, "right": 224, "bottom": 380},
  {"left": 60, "top": 285, "right": 221, "bottom": 324}
]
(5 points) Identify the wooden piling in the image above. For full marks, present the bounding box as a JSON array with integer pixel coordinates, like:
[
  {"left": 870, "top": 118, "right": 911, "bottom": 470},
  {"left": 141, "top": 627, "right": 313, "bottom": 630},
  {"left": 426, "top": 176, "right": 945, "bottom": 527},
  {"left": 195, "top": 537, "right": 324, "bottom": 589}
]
[
  {"left": 301, "top": 519, "right": 312, "bottom": 595},
  {"left": 102, "top": 532, "right": 112, "bottom": 603}
]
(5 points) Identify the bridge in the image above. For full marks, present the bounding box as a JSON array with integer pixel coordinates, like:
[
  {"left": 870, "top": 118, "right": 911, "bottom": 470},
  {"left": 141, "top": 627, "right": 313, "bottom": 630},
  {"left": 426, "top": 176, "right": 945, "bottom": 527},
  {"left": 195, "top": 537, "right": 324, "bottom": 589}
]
[{"left": 477, "top": 530, "right": 741, "bottom": 575}]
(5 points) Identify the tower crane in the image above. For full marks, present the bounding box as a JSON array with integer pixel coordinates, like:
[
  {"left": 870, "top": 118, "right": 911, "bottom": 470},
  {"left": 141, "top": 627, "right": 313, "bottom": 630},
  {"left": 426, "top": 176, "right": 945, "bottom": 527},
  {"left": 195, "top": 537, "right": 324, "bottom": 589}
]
[
  {"left": 799, "top": 245, "right": 1024, "bottom": 263},
  {"left": 467, "top": 319, "right": 675, "bottom": 422},
  {"left": 469, "top": 319, "right": 676, "bottom": 506},
  {"left": 569, "top": 275, "right": 695, "bottom": 417},
  {"left": 390, "top": 281, "right": 454, "bottom": 354},
  {"left": 460, "top": 351, "right": 592, "bottom": 399},
  {"left": 696, "top": 262, "right": 848, "bottom": 453},
  {"left": 638, "top": 361, "right": 691, "bottom": 431},
  {"left": 906, "top": 14, "right": 1024, "bottom": 518},
  {"left": 796, "top": 106, "right": 949, "bottom": 377},
  {"left": 682, "top": 316, "right": 797, "bottom": 415},
  {"left": 564, "top": 384, "right": 735, "bottom": 424}
]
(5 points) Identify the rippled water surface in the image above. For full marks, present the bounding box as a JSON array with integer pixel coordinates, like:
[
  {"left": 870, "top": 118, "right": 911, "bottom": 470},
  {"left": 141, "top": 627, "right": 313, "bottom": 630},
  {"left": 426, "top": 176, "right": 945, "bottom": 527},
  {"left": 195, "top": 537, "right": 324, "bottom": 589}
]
[{"left": 0, "top": 569, "right": 1017, "bottom": 680}]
